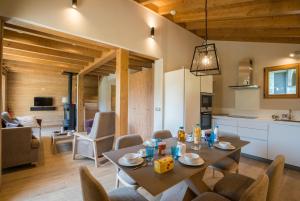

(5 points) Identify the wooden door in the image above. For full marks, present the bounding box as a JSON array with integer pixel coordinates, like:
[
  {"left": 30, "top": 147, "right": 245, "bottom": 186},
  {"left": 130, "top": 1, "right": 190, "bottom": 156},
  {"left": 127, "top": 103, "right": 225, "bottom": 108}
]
[{"left": 129, "top": 68, "right": 154, "bottom": 140}]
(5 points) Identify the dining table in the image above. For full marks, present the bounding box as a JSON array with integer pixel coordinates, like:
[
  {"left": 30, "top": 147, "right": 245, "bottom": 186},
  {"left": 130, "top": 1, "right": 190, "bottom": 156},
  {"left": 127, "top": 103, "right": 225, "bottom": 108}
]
[{"left": 103, "top": 137, "right": 249, "bottom": 201}]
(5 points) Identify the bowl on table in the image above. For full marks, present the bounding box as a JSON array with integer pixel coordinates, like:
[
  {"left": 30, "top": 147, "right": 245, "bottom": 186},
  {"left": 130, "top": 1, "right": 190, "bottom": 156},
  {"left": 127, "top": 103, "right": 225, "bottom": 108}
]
[
  {"left": 123, "top": 153, "right": 141, "bottom": 164},
  {"left": 218, "top": 141, "right": 231, "bottom": 149},
  {"left": 183, "top": 153, "right": 200, "bottom": 164}
]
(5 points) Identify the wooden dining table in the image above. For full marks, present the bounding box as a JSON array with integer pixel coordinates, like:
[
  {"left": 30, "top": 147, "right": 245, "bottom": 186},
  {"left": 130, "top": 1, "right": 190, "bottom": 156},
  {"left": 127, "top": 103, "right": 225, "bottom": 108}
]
[{"left": 103, "top": 137, "right": 249, "bottom": 201}]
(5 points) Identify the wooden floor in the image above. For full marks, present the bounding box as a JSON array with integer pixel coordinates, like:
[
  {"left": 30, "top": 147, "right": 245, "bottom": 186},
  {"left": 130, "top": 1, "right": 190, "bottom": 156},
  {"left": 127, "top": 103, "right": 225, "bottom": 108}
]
[{"left": 1, "top": 134, "right": 300, "bottom": 201}]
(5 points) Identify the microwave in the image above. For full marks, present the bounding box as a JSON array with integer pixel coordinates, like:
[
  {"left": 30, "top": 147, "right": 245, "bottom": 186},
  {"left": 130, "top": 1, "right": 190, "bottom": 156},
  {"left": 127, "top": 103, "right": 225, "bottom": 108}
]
[{"left": 201, "top": 94, "right": 213, "bottom": 108}]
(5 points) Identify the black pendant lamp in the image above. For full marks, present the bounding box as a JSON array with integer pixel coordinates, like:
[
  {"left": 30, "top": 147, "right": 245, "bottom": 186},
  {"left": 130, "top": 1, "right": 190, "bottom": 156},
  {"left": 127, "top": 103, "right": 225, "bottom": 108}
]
[{"left": 190, "top": 0, "right": 221, "bottom": 76}]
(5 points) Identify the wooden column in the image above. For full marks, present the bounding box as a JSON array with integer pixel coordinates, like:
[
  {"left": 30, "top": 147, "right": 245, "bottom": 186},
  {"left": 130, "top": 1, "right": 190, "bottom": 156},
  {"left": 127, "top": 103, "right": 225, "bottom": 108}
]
[
  {"left": 115, "top": 49, "right": 129, "bottom": 136},
  {"left": 76, "top": 75, "right": 84, "bottom": 132},
  {"left": 0, "top": 18, "right": 3, "bottom": 187}
]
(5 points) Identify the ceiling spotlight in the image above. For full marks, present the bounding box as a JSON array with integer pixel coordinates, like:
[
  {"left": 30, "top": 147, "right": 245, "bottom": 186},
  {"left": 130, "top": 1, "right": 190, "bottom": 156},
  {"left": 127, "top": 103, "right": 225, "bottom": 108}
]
[
  {"left": 170, "top": 10, "right": 176, "bottom": 16},
  {"left": 150, "top": 27, "right": 155, "bottom": 39},
  {"left": 72, "top": 0, "right": 77, "bottom": 9},
  {"left": 289, "top": 53, "right": 295, "bottom": 58}
]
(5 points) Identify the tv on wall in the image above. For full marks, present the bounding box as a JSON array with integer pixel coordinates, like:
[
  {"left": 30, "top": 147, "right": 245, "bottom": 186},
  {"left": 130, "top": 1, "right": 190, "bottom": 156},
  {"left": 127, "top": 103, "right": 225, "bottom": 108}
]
[{"left": 34, "top": 97, "right": 53, "bottom": 107}]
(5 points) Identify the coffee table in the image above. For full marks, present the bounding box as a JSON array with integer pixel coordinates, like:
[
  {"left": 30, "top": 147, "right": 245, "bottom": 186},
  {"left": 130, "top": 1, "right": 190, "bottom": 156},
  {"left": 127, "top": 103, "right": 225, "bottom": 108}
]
[{"left": 51, "top": 132, "right": 74, "bottom": 154}]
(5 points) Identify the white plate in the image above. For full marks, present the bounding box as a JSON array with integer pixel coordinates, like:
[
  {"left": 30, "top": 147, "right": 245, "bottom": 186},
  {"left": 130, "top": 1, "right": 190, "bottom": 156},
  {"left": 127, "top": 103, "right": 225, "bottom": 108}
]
[
  {"left": 214, "top": 143, "right": 236, "bottom": 150},
  {"left": 178, "top": 156, "right": 205, "bottom": 166},
  {"left": 118, "top": 157, "right": 144, "bottom": 167}
]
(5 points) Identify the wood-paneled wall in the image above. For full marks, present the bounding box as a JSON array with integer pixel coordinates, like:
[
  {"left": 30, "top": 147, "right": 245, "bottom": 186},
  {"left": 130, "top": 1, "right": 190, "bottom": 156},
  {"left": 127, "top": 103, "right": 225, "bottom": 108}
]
[{"left": 7, "top": 72, "right": 98, "bottom": 127}]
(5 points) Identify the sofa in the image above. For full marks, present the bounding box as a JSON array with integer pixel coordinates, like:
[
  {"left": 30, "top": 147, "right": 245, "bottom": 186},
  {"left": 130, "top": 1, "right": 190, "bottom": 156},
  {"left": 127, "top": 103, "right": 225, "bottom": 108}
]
[{"left": 2, "top": 127, "right": 40, "bottom": 169}]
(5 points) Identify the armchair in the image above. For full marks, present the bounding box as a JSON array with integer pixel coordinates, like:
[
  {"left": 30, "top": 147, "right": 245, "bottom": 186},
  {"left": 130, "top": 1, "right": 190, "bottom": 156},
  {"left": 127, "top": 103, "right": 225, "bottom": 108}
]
[{"left": 73, "top": 112, "right": 115, "bottom": 167}]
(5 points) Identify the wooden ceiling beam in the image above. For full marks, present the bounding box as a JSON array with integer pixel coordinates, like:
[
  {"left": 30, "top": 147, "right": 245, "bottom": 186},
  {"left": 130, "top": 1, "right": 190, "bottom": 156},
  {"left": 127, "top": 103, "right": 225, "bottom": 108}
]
[
  {"left": 3, "top": 47, "right": 89, "bottom": 66},
  {"left": 186, "top": 15, "right": 300, "bottom": 30},
  {"left": 173, "top": 0, "right": 300, "bottom": 23},
  {"left": 136, "top": 0, "right": 159, "bottom": 5},
  {"left": 3, "top": 40, "right": 94, "bottom": 62},
  {"left": 196, "top": 28, "right": 300, "bottom": 38},
  {"left": 79, "top": 50, "right": 116, "bottom": 75},
  {"left": 5, "top": 65, "right": 79, "bottom": 75},
  {"left": 4, "top": 23, "right": 110, "bottom": 52},
  {"left": 4, "top": 29, "right": 104, "bottom": 58},
  {"left": 3, "top": 54, "right": 84, "bottom": 70}
]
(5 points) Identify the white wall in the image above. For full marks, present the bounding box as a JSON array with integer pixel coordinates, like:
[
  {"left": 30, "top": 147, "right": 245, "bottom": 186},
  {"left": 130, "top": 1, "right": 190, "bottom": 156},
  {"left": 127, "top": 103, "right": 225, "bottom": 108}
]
[
  {"left": 212, "top": 40, "right": 300, "bottom": 119},
  {"left": 0, "top": 0, "right": 201, "bottom": 72}
]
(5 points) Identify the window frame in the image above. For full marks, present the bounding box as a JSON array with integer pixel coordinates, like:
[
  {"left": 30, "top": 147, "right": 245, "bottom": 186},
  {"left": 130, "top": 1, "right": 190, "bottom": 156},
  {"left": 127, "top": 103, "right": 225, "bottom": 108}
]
[{"left": 264, "top": 63, "right": 299, "bottom": 99}]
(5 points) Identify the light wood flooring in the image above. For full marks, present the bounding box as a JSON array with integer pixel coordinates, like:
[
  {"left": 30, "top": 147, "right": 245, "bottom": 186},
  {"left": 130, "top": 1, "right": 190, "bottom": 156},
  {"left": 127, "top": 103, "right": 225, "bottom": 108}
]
[{"left": 1, "top": 134, "right": 300, "bottom": 201}]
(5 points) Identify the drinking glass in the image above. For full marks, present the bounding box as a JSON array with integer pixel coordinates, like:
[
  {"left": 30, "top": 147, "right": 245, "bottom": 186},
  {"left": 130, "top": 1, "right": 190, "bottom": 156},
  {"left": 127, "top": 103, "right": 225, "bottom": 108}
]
[
  {"left": 171, "top": 146, "right": 179, "bottom": 160},
  {"left": 146, "top": 146, "right": 155, "bottom": 164}
]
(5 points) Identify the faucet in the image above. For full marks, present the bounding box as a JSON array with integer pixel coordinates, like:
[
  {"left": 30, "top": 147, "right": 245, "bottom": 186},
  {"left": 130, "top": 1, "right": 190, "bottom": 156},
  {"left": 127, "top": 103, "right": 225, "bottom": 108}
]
[{"left": 288, "top": 109, "right": 292, "bottom": 120}]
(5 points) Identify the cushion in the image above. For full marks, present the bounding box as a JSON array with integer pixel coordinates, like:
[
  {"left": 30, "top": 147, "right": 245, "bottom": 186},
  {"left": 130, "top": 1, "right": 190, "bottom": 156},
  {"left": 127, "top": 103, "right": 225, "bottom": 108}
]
[
  {"left": 192, "top": 192, "right": 231, "bottom": 201},
  {"left": 214, "top": 173, "right": 255, "bottom": 201},
  {"left": 118, "top": 170, "right": 138, "bottom": 185},
  {"left": 16, "top": 115, "right": 39, "bottom": 128},
  {"left": 212, "top": 157, "right": 238, "bottom": 171},
  {"left": 108, "top": 187, "right": 147, "bottom": 201}
]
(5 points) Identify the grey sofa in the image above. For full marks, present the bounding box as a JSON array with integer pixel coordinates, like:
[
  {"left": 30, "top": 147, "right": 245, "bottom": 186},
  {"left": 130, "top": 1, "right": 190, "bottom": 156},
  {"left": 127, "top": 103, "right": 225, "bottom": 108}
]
[{"left": 2, "top": 127, "right": 40, "bottom": 169}]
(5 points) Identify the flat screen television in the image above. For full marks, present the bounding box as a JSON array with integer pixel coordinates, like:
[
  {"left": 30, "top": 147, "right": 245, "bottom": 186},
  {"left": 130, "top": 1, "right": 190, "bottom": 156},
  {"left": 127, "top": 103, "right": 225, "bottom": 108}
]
[{"left": 34, "top": 97, "right": 53, "bottom": 106}]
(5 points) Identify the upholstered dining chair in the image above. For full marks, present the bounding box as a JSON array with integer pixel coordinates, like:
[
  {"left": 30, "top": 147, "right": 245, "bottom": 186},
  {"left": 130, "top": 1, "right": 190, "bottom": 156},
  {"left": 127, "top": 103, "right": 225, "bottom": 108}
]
[
  {"left": 192, "top": 174, "right": 269, "bottom": 201},
  {"left": 73, "top": 112, "right": 115, "bottom": 167},
  {"left": 213, "top": 155, "right": 285, "bottom": 201},
  {"left": 79, "top": 166, "right": 147, "bottom": 201},
  {"left": 152, "top": 130, "right": 172, "bottom": 139},
  {"left": 115, "top": 134, "right": 143, "bottom": 189},
  {"left": 211, "top": 135, "right": 241, "bottom": 176}
]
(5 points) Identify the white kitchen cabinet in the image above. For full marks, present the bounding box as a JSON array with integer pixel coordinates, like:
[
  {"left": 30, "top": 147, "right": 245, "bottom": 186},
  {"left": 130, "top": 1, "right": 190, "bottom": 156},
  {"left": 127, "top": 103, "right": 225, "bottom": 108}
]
[
  {"left": 240, "top": 137, "right": 268, "bottom": 158},
  {"left": 164, "top": 69, "right": 202, "bottom": 135},
  {"left": 269, "top": 123, "right": 300, "bottom": 167},
  {"left": 213, "top": 118, "right": 238, "bottom": 136},
  {"left": 200, "top": 75, "right": 213, "bottom": 93}
]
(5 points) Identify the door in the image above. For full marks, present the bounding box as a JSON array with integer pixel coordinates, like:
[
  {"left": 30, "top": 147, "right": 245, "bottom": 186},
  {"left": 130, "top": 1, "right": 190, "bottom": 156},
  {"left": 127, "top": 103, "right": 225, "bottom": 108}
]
[{"left": 128, "top": 68, "right": 154, "bottom": 139}]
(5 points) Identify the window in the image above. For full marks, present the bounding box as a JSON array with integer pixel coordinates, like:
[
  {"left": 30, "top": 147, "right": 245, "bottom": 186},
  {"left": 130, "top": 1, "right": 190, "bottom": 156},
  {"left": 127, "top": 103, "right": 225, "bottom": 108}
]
[{"left": 264, "top": 64, "right": 299, "bottom": 98}]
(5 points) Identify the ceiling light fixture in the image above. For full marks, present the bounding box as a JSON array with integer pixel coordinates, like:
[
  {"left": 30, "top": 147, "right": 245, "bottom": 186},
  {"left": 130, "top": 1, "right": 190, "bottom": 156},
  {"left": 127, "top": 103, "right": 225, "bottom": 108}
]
[
  {"left": 170, "top": 10, "right": 176, "bottom": 16},
  {"left": 190, "top": 0, "right": 221, "bottom": 76},
  {"left": 72, "top": 0, "right": 77, "bottom": 9},
  {"left": 150, "top": 27, "right": 155, "bottom": 39}
]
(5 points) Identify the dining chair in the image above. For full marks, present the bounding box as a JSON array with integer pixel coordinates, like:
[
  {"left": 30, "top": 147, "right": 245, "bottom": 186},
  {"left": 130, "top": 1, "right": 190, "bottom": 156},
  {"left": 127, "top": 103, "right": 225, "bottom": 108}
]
[
  {"left": 152, "top": 130, "right": 172, "bottom": 139},
  {"left": 115, "top": 134, "right": 143, "bottom": 189},
  {"left": 192, "top": 173, "right": 269, "bottom": 201},
  {"left": 73, "top": 112, "right": 115, "bottom": 167},
  {"left": 213, "top": 155, "right": 285, "bottom": 201},
  {"left": 211, "top": 135, "right": 241, "bottom": 176},
  {"left": 79, "top": 166, "right": 147, "bottom": 201}
]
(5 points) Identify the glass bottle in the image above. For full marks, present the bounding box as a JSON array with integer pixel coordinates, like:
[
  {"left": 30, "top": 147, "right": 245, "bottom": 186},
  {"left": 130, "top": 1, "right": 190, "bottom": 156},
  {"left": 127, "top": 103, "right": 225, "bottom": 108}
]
[{"left": 177, "top": 126, "right": 186, "bottom": 142}]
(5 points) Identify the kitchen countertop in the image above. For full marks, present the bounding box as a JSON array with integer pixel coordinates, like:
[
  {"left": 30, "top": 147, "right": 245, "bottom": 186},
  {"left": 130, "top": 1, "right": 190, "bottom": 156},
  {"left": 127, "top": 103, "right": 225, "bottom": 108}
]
[{"left": 213, "top": 114, "right": 300, "bottom": 127}]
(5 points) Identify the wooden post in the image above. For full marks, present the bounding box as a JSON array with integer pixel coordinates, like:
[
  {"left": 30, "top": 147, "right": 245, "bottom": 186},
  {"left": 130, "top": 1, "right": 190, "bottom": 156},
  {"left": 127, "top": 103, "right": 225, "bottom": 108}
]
[
  {"left": 77, "top": 75, "right": 84, "bottom": 132},
  {"left": 115, "top": 49, "right": 129, "bottom": 136},
  {"left": 0, "top": 18, "right": 3, "bottom": 187}
]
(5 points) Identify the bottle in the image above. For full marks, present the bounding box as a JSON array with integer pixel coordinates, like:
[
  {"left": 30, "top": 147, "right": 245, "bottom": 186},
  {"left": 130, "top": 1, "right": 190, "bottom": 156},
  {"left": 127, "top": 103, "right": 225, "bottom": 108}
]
[
  {"left": 193, "top": 124, "right": 201, "bottom": 144},
  {"left": 214, "top": 125, "right": 219, "bottom": 142},
  {"left": 177, "top": 126, "right": 186, "bottom": 142}
]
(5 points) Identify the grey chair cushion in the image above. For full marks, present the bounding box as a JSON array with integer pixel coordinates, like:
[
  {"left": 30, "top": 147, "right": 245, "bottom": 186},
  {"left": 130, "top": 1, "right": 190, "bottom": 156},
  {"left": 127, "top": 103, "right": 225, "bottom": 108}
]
[
  {"left": 152, "top": 130, "right": 172, "bottom": 139},
  {"left": 109, "top": 187, "right": 148, "bottom": 201},
  {"left": 192, "top": 192, "right": 230, "bottom": 201},
  {"left": 212, "top": 157, "right": 238, "bottom": 171},
  {"left": 118, "top": 170, "right": 137, "bottom": 185},
  {"left": 214, "top": 173, "right": 255, "bottom": 201}
]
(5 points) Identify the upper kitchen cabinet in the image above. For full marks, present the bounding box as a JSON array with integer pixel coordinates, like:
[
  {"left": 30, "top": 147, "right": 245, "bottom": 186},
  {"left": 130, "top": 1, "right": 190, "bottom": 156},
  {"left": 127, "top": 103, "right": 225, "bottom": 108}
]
[{"left": 201, "top": 75, "right": 213, "bottom": 93}]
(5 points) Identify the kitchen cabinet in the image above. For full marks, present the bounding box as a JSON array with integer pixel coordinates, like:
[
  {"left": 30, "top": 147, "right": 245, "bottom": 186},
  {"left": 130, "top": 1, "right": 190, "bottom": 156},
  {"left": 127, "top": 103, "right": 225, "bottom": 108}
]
[
  {"left": 269, "top": 123, "right": 300, "bottom": 167},
  {"left": 164, "top": 69, "right": 201, "bottom": 135},
  {"left": 200, "top": 75, "right": 213, "bottom": 93}
]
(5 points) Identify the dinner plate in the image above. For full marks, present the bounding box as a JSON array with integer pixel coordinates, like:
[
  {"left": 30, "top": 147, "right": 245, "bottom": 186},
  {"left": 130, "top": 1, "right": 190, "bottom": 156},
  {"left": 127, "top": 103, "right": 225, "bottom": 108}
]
[
  {"left": 178, "top": 156, "right": 205, "bottom": 166},
  {"left": 118, "top": 157, "right": 144, "bottom": 167},
  {"left": 214, "top": 143, "right": 236, "bottom": 150}
]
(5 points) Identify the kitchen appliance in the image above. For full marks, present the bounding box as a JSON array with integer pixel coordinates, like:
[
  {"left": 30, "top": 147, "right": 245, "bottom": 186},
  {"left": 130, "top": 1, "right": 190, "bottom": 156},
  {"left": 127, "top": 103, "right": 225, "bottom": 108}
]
[{"left": 200, "top": 93, "right": 213, "bottom": 130}]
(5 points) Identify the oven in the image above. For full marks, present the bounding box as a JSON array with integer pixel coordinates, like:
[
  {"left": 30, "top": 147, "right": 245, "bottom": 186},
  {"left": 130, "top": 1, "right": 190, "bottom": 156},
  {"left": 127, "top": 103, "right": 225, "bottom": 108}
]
[{"left": 200, "top": 93, "right": 213, "bottom": 130}]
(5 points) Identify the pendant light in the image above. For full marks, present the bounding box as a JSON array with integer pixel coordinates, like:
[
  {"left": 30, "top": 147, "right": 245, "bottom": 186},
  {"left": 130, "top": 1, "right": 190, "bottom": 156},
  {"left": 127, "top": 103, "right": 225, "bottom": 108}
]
[{"left": 190, "top": 0, "right": 221, "bottom": 76}]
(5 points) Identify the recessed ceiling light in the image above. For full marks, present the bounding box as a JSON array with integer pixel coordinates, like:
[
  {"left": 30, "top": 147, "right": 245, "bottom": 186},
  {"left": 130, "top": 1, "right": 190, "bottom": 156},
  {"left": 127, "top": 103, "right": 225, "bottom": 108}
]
[
  {"left": 170, "top": 10, "right": 176, "bottom": 16},
  {"left": 289, "top": 53, "right": 295, "bottom": 58}
]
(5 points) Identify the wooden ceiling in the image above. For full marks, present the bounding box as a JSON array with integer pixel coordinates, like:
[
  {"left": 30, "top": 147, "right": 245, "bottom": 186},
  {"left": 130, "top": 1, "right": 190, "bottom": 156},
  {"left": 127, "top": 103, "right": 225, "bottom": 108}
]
[
  {"left": 135, "top": 0, "right": 300, "bottom": 44},
  {"left": 2, "top": 23, "right": 154, "bottom": 77}
]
